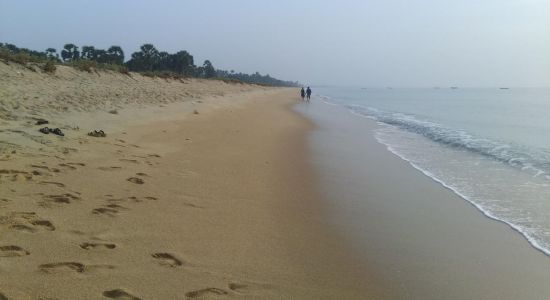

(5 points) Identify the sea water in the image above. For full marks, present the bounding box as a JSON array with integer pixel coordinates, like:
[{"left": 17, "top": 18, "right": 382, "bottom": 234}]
[{"left": 314, "top": 86, "right": 550, "bottom": 255}]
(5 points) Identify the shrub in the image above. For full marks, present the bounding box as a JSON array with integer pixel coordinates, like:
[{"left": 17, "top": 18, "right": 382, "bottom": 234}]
[
  {"left": 215, "top": 77, "right": 244, "bottom": 84},
  {"left": 70, "top": 59, "right": 97, "bottom": 73},
  {"left": 141, "top": 71, "right": 156, "bottom": 78},
  {"left": 156, "top": 71, "right": 179, "bottom": 79},
  {"left": 42, "top": 60, "right": 56, "bottom": 73},
  {"left": 116, "top": 65, "right": 130, "bottom": 75}
]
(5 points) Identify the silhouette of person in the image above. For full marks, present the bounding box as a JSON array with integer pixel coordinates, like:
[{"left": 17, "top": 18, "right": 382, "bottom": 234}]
[
  {"left": 300, "top": 87, "right": 305, "bottom": 101},
  {"left": 306, "top": 86, "right": 312, "bottom": 101}
]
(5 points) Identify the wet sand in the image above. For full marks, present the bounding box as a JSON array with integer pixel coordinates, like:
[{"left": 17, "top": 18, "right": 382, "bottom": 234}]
[{"left": 296, "top": 100, "right": 550, "bottom": 299}]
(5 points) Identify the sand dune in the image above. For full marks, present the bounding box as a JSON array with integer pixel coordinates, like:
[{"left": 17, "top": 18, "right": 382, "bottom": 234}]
[{"left": 0, "top": 62, "right": 267, "bottom": 160}]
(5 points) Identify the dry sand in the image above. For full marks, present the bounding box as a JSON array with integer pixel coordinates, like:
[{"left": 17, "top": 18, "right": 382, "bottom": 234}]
[{"left": 0, "top": 63, "right": 375, "bottom": 299}]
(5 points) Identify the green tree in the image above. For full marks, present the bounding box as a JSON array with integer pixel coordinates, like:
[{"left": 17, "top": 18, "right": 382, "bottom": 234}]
[
  {"left": 126, "top": 43, "right": 159, "bottom": 71},
  {"left": 202, "top": 60, "right": 216, "bottom": 78},
  {"left": 4, "top": 43, "right": 19, "bottom": 53},
  {"left": 81, "top": 45, "right": 96, "bottom": 60},
  {"left": 61, "top": 44, "right": 79, "bottom": 62},
  {"left": 140, "top": 43, "right": 159, "bottom": 70},
  {"left": 95, "top": 49, "right": 108, "bottom": 63},
  {"left": 171, "top": 50, "right": 194, "bottom": 75},
  {"left": 154, "top": 51, "right": 170, "bottom": 70},
  {"left": 45, "top": 48, "right": 58, "bottom": 60},
  {"left": 106, "top": 46, "right": 124, "bottom": 64}
]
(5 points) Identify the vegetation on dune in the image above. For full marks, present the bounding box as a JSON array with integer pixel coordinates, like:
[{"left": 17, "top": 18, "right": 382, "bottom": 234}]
[
  {"left": 42, "top": 60, "right": 56, "bottom": 73},
  {"left": 0, "top": 42, "right": 298, "bottom": 86},
  {"left": 215, "top": 70, "right": 297, "bottom": 87},
  {"left": 0, "top": 43, "right": 49, "bottom": 63}
]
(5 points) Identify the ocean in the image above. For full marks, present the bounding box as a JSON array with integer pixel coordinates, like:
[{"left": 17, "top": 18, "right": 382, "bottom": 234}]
[{"left": 314, "top": 86, "right": 550, "bottom": 255}]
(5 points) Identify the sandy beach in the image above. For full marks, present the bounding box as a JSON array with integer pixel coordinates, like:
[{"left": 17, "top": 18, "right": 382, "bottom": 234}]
[
  {"left": 0, "top": 63, "right": 376, "bottom": 299},
  {"left": 5, "top": 60, "right": 550, "bottom": 300},
  {"left": 2, "top": 0, "right": 548, "bottom": 298}
]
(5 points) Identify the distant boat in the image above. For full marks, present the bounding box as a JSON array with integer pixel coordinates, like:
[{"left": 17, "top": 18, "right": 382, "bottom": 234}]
[
  {"left": 450, "top": 86, "right": 459, "bottom": 89},
  {"left": 499, "top": 87, "right": 509, "bottom": 90}
]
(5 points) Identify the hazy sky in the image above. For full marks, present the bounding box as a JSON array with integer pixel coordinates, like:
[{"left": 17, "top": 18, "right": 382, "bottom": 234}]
[{"left": 1, "top": 0, "right": 548, "bottom": 87}]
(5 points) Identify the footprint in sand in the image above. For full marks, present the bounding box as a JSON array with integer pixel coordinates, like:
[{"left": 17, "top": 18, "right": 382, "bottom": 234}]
[
  {"left": 103, "top": 289, "right": 141, "bottom": 300},
  {"left": 119, "top": 159, "right": 139, "bottom": 164},
  {"left": 9, "top": 224, "right": 36, "bottom": 233},
  {"left": 92, "top": 207, "right": 119, "bottom": 217},
  {"left": 0, "top": 245, "right": 30, "bottom": 257},
  {"left": 30, "top": 220, "right": 56, "bottom": 231},
  {"left": 0, "top": 169, "right": 28, "bottom": 175},
  {"left": 38, "top": 181, "right": 66, "bottom": 187},
  {"left": 36, "top": 165, "right": 61, "bottom": 173},
  {"left": 39, "top": 262, "right": 85, "bottom": 273},
  {"left": 93, "top": 200, "right": 129, "bottom": 215},
  {"left": 105, "top": 197, "right": 126, "bottom": 203},
  {"left": 30, "top": 165, "right": 51, "bottom": 171},
  {"left": 4, "top": 212, "right": 55, "bottom": 232},
  {"left": 67, "top": 162, "right": 86, "bottom": 167},
  {"left": 80, "top": 242, "right": 116, "bottom": 250},
  {"left": 41, "top": 193, "right": 80, "bottom": 205},
  {"left": 57, "top": 162, "right": 85, "bottom": 170},
  {"left": 185, "top": 288, "right": 228, "bottom": 298},
  {"left": 183, "top": 202, "right": 203, "bottom": 209},
  {"left": 99, "top": 166, "right": 123, "bottom": 171},
  {"left": 58, "top": 163, "right": 77, "bottom": 170},
  {"left": 0, "top": 169, "right": 33, "bottom": 182},
  {"left": 127, "top": 196, "right": 140, "bottom": 203},
  {"left": 9, "top": 212, "right": 36, "bottom": 219},
  {"left": 39, "top": 262, "right": 114, "bottom": 273},
  {"left": 128, "top": 196, "right": 145, "bottom": 203},
  {"left": 105, "top": 204, "right": 127, "bottom": 210},
  {"left": 104, "top": 195, "right": 157, "bottom": 204},
  {"left": 151, "top": 253, "right": 183, "bottom": 267},
  {"left": 228, "top": 283, "right": 248, "bottom": 292},
  {"left": 30, "top": 164, "right": 60, "bottom": 175},
  {"left": 126, "top": 177, "right": 144, "bottom": 184}
]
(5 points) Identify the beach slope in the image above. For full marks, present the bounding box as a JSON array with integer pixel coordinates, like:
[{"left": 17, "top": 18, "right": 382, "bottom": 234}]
[{"left": 0, "top": 63, "right": 373, "bottom": 299}]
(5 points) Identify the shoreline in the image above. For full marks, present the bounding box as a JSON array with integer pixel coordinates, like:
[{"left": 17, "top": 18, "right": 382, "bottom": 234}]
[
  {"left": 377, "top": 133, "right": 550, "bottom": 257},
  {"left": 296, "top": 99, "right": 550, "bottom": 299},
  {"left": 0, "top": 83, "right": 377, "bottom": 298}
]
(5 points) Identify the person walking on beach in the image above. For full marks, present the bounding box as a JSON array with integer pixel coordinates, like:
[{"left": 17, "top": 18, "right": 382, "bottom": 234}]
[
  {"left": 300, "top": 87, "right": 305, "bottom": 101},
  {"left": 306, "top": 86, "right": 312, "bottom": 101}
]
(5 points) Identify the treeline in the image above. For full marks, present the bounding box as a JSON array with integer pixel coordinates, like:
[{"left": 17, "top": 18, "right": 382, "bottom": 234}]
[
  {"left": 0, "top": 42, "right": 298, "bottom": 86},
  {"left": 60, "top": 44, "right": 124, "bottom": 65},
  {"left": 216, "top": 70, "right": 298, "bottom": 87}
]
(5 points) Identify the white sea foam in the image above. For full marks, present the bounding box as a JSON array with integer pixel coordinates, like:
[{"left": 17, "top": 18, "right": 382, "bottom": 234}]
[
  {"left": 344, "top": 104, "right": 550, "bottom": 178},
  {"left": 374, "top": 126, "right": 550, "bottom": 256}
]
